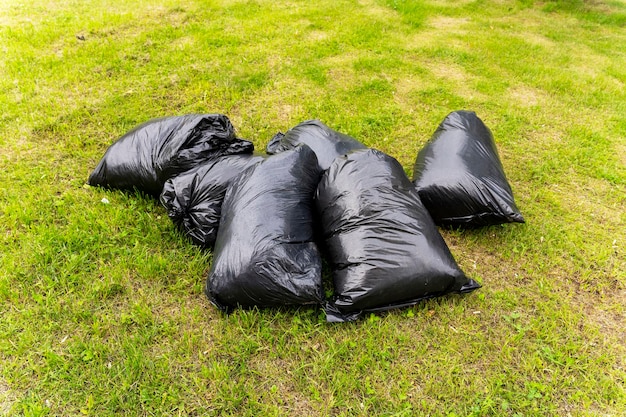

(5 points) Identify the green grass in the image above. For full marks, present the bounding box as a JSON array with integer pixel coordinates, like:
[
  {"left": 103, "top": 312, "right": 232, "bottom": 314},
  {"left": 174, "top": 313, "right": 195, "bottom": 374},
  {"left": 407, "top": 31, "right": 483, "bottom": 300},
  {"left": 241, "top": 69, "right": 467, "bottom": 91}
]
[{"left": 1, "top": 0, "right": 625, "bottom": 415}]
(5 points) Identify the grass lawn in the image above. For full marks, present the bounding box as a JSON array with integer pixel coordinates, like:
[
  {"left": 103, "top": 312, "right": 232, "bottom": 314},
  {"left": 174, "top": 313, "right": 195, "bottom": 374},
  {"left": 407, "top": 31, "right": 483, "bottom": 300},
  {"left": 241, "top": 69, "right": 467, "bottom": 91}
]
[{"left": 1, "top": 0, "right": 625, "bottom": 415}]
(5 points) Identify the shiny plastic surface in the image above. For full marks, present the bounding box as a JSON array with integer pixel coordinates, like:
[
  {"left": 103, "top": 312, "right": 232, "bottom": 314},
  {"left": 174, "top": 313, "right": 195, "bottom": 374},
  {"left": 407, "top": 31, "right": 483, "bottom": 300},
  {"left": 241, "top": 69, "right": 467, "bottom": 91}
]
[
  {"left": 206, "top": 145, "right": 324, "bottom": 312},
  {"left": 88, "top": 114, "right": 254, "bottom": 197},
  {"left": 159, "top": 154, "right": 265, "bottom": 249},
  {"left": 316, "top": 149, "right": 480, "bottom": 322},
  {"left": 266, "top": 119, "right": 367, "bottom": 170},
  {"left": 412, "top": 110, "right": 524, "bottom": 227}
]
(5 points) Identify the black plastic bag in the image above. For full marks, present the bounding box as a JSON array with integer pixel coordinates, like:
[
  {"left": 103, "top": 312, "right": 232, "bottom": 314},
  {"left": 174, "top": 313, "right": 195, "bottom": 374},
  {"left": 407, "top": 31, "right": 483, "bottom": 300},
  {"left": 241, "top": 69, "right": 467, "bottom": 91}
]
[
  {"left": 159, "top": 154, "right": 266, "bottom": 249},
  {"left": 88, "top": 114, "right": 254, "bottom": 197},
  {"left": 316, "top": 149, "right": 480, "bottom": 322},
  {"left": 206, "top": 145, "right": 324, "bottom": 312},
  {"left": 412, "top": 111, "right": 524, "bottom": 227},
  {"left": 266, "top": 119, "right": 367, "bottom": 170}
]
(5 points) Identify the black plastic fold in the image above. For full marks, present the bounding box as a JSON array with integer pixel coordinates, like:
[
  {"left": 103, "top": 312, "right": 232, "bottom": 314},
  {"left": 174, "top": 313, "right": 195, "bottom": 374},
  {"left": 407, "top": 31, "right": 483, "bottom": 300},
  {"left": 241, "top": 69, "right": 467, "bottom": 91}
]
[
  {"left": 316, "top": 149, "right": 480, "bottom": 322},
  {"left": 159, "top": 154, "right": 265, "bottom": 249},
  {"left": 88, "top": 114, "right": 254, "bottom": 197},
  {"left": 412, "top": 110, "right": 524, "bottom": 227},
  {"left": 266, "top": 119, "right": 367, "bottom": 170},
  {"left": 206, "top": 145, "right": 324, "bottom": 312}
]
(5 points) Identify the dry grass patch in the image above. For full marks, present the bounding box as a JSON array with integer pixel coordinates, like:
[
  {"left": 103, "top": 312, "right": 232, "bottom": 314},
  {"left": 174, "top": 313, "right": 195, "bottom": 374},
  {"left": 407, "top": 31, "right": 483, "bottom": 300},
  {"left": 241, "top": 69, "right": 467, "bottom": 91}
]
[
  {"left": 521, "top": 31, "right": 558, "bottom": 49},
  {"left": 427, "top": 0, "right": 475, "bottom": 7},
  {"left": 508, "top": 85, "right": 549, "bottom": 108},
  {"left": 429, "top": 15, "right": 470, "bottom": 30},
  {"left": 403, "top": 16, "right": 472, "bottom": 51},
  {"left": 357, "top": 0, "right": 397, "bottom": 19},
  {"left": 423, "top": 61, "right": 487, "bottom": 102},
  {"left": 0, "top": 379, "right": 17, "bottom": 416}
]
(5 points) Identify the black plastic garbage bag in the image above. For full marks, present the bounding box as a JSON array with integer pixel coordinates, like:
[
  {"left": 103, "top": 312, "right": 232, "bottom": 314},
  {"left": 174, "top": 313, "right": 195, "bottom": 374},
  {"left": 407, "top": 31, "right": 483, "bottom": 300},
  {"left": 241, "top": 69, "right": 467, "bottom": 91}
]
[
  {"left": 412, "top": 110, "right": 524, "bottom": 227},
  {"left": 266, "top": 119, "right": 367, "bottom": 170},
  {"left": 316, "top": 149, "right": 480, "bottom": 322},
  {"left": 159, "top": 154, "right": 266, "bottom": 249},
  {"left": 206, "top": 145, "right": 324, "bottom": 312},
  {"left": 88, "top": 114, "right": 254, "bottom": 197}
]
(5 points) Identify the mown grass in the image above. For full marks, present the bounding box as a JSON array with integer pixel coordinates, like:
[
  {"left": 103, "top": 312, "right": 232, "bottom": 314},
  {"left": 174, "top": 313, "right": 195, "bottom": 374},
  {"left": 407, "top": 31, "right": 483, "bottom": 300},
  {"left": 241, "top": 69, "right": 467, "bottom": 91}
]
[{"left": 1, "top": 0, "right": 625, "bottom": 415}]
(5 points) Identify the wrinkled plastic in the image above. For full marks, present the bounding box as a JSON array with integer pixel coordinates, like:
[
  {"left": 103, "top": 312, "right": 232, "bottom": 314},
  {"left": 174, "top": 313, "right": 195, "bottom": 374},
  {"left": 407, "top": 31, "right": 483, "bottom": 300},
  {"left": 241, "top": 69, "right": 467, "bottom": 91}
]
[
  {"left": 316, "top": 149, "right": 480, "bottom": 322},
  {"left": 266, "top": 119, "right": 367, "bottom": 170},
  {"left": 159, "top": 154, "right": 266, "bottom": 249},
  {"left": 88, "top": 114, "right": 254, "bottom": 197},
  {"left": 412, "top": 111, "right": 524, "bottom": 227},
  {"left": 206, "top": 145, "right": 324, "bottom": 312}
]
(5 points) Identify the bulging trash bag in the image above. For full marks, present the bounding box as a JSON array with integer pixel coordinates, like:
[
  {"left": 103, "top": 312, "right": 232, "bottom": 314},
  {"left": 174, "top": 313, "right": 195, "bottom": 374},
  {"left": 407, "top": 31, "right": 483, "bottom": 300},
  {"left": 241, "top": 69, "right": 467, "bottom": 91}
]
[
  {"left": 316, "top": 149, "right": 480, "bottom": 322},
  {"left": 88, "top": 114, "right": 254, "bottom": 197},
  {"left": 412, "top": 110, "right": 524, "bottom": 227},
  {"left": 159, "top": 154, "right": 266, "bottom": 249},
  {"left": 206, "top": 145, "right": 324, "bottom": 312},
  {"left": 266, "top": 119, "right": 367, "bottom": 170}
]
